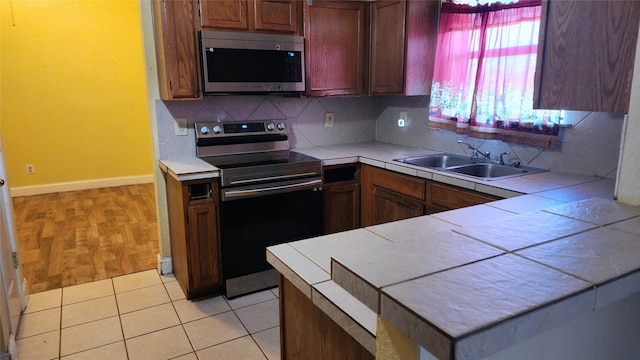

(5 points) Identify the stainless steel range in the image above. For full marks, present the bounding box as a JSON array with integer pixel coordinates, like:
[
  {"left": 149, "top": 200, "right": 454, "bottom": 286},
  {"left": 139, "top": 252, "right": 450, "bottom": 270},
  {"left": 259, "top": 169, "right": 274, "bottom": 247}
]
[{"left": 195, "top": 120, "right": 323, "bottom": 298}]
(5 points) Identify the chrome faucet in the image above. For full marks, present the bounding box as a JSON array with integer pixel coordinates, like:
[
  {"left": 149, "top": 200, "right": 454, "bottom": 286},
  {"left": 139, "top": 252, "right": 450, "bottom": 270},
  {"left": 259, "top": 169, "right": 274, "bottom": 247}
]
[
  {"left": 498, "top": 152, "right": 510, "bottom": 165},
  {"left": 457, "top": 140, "right": 490, "bottom": 160}
]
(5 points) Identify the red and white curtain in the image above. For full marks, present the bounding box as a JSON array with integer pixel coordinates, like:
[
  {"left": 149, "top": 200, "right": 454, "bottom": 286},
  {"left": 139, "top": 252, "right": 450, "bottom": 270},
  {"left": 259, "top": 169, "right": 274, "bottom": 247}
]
[{"left": 428, "top": 0, "right": 560, "bottom": 149}]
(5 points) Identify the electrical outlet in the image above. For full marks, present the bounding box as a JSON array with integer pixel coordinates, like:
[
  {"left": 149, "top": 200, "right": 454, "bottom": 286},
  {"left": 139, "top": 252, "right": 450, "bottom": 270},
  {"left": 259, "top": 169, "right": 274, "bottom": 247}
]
[
  {"left": 324, "top": 112, "right": 335, "bottom": 128},
  {"left": 26, "top": 164, "right": 35, "bottom": 174},
  {"left": 174, "top": 118, "right": 188, "bottom": 136},
  {"left": 398, "top": 112, "right": 408, "bottom": 127}
]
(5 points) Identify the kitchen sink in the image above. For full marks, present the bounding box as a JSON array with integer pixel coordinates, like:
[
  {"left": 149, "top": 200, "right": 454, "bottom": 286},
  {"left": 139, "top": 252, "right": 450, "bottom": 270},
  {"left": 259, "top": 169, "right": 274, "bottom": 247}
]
[
  {"left": 394, "top": 153, "right": 477, "bottom": 169},
  {"left": 394, "top": 153, "right": 548, "bottom": 180},
  {"left": 446, "top": 163, "right": 531, "bottom": 178}
]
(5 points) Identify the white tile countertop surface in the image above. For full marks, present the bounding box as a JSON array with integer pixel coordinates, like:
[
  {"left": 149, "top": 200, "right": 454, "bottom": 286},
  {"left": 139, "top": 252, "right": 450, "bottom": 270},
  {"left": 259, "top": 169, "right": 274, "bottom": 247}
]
[
  {"left": 160, "top": 141, "right": 610, "bottom": 198},
  {"left": 268, "top": 197, "right": 640, "bottom": 359},
  {"left": 160, "top": 141, "right": 638, "bottom": 359}
]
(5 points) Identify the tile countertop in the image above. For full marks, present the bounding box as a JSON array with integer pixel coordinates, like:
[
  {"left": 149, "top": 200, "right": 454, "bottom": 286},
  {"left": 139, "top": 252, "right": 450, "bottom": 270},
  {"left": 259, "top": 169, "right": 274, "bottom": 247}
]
[
  {"left": 159, "top": 141, "right": 612, "bottom": 199},
  {"left": 160, "top": 142, "right": 640, "bottom": 358},
  {"left": 268, "top": 198, "right": 640, "bottom": 360}
]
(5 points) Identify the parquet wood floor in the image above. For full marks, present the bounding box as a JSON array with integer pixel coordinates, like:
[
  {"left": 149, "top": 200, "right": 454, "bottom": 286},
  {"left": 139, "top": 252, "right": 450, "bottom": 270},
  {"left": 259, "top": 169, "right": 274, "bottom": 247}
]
[{"left": 12, "top": 183, "right": 159, "bottom": 293}]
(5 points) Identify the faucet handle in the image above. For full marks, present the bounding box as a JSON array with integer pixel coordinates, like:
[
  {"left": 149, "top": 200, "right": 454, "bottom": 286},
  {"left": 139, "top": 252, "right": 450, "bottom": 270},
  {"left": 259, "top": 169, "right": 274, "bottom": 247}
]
[{"left": 498, "top": 152, "right": 510, "bottom": 165}]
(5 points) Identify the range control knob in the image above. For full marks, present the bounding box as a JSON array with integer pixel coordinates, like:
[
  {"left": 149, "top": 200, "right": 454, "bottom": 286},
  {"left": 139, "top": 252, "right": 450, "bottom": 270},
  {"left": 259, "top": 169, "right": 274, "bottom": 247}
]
[
  {"left": 212, "top": 125, "right": 222, "bottom": 134},
  {"left": 277, "top": 122, "right": 286, "bottom": 131},
  {"left": 200, "top": 126, "right": 210, "bottom": 135},
  {"left": 266, "top": 123, "right": 276, "bottom": 131}
]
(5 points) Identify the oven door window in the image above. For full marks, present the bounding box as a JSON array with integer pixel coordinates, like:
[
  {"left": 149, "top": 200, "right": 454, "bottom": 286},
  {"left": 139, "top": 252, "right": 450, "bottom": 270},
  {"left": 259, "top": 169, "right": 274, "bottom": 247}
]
[{"left": 220, "top": 188, "right": 322, "bottom": 280}]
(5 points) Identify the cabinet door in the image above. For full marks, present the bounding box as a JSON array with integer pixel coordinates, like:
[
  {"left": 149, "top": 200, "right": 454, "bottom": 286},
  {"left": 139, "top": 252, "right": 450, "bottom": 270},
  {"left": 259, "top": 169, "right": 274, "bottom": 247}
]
[
  {"left": 151, "top": 0, "right": 201, "bottom": 100},
  {"left": 305, "top": 1, "right": 366, "bottom": 96},
  {"left": 426, "top": 181, "right": 498, "bottom": 214},
  {"left": 370, "top": 0, "right": 406, "bottom": 94},
  {"left": 361, "top": 165, "right": 425, "bottom": 226},
  {"left": 323, "top": 182, "right": 360, "bottom": 234},
  {"left": 187, "top": 203, "right": 222, "bottom": 290},
  {"left": 279, "top": 276, "right": 375, "bottom": 359},
  {"left": 534, "top": 0, "right": 640, "bottom": 112},
  {"left": 370, "top": 187, "right": 424, "bottom": 225},
  {"left": 370, "top": 0, "right": 439, "bottom": 96},
  {"left": 200, "top": 0, "right": 250, "bottom": 30},
  {"left": 403, "top": 0, "right": 439, "bottom": 96},
  {"left": 254, "top": 0, "right": 299, "bottom": 33}
]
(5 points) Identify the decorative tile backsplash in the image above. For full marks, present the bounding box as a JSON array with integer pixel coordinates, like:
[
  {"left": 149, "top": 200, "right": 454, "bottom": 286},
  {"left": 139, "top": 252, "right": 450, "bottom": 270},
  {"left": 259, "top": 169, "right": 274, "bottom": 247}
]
[
  {"left": 156, "top": 95, "right": 622, "bottom": 178},
  {"left": 156, "top": 96, "right": 378, "bottom": 159}
]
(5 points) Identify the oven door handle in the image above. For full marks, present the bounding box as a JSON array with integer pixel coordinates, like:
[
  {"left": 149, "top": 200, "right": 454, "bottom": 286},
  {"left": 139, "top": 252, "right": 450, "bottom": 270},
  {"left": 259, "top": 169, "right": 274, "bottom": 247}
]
[
  {"left": 222, "top": 178, "right": 322, "bottom": 200},
  {"left": 229, "top": 172, "right": 320, "bottom": 186}
]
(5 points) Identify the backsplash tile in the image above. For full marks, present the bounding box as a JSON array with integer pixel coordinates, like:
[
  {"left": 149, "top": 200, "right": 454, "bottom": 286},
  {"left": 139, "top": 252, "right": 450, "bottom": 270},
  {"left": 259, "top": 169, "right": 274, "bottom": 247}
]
[
  {"left": 156, "top": 95, "right": 623, "bottom": 178},
  {"left": 375, "top": 97, "right": 623, "bottom": 178},
  {"left": 156, "top": 95, "right": 378, "bottom": 159}
]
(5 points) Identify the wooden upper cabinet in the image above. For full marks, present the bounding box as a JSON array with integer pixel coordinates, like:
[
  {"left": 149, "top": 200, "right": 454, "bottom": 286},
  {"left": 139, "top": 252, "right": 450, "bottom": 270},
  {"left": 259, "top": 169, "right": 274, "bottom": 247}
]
[
  {"left": 199, "top": 0, "right": 301, "bottom": 34},
  {"left": 254, "top": 0, "right": 300, "bottom": 33},
  {"left": 534, "top": 0, "right": 640, "bottom": 112},
  {"left": 370, "top": 0, "right": 439, "bottom": 96},
  {"left": 305, "top": 0, "right": 439, "bottom": 97},
  {"left": 151, "top": 0, "right": 201, "bottom": 100},
  {"left": 370, "top": 1, "right": 406, "bottom": 94},
  {"left": 304, "top": 1, "right": 367, "bottom": 97},
  {"left": 200, "top": 0, "right": 250, "bottom": 30}
]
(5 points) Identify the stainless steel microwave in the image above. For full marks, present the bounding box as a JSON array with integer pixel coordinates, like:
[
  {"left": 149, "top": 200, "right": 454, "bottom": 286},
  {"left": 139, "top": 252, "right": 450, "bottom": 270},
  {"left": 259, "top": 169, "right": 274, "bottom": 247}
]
[{"left": 199, "top": 30, "right": 305, "bottom": 94}]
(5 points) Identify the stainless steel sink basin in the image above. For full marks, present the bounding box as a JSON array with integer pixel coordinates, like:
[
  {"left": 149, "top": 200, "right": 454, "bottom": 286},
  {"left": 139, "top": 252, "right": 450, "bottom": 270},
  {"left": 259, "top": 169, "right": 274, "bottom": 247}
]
[
  {"left": 446, "top": 163, "right": 530, "bottom": 178},
  {"left": 394, "top": 153, "right": 548, "bottom": 180},
  {"left": 394, "top": 153, "right": 477, "bottom": 169}
]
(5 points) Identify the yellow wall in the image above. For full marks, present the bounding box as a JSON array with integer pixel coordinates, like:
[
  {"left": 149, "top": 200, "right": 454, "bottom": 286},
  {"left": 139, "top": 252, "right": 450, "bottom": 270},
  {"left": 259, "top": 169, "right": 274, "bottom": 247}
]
[{"left": 0, "top": 0, "right": 153, "bottom": 188}]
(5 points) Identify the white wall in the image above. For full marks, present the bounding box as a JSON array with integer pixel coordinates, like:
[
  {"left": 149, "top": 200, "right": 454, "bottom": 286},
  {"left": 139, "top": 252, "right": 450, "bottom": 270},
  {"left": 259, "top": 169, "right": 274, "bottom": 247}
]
[{"left": 615, "top": 21, "right": 640, "bottom": 206}]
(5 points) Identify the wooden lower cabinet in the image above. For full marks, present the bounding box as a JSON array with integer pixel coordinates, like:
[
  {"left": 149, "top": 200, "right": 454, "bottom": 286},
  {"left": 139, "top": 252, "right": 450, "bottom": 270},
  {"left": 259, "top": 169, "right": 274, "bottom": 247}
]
[
  {"left": 370, "top": 186, "right": 425, "bottom": 225},
  {"left": 426, "top": 181, "right": 499, "bottom": 214},
  {"left": 279, "top": 275, "right": 374, "bottom": 360},
  {"left": 323, "top": 164, "right": 360, "bottom": 234},
  {"left": 361, "top": 164, "right": 426, "bottom": 227},
  {"left": 165, "top": 176, "right": 223, "bottom": 299}
]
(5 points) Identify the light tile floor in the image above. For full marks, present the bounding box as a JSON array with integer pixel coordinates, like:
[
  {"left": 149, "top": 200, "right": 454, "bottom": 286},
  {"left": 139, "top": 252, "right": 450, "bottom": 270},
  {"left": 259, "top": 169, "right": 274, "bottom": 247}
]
[{"left": 16, "top": 270, "right": 281, "bottom": 360}]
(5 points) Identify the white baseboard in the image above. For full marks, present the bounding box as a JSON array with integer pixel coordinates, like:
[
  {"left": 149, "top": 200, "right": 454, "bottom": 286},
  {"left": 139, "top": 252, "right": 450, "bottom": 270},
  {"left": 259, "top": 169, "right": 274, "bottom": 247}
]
[
  {"left": 10, "top": 175, "right": 154, "bottom": 197},
  {"left": 157, "top": 254, "right": 172, "bottom": 275}
]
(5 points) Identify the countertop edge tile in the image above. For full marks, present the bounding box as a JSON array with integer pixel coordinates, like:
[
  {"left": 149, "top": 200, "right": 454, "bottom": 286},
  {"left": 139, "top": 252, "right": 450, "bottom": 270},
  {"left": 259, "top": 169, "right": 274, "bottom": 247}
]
[
  {"left": 594, "top": 270, "right": 640, "bottom": 310},
  {"left": 266, "top": 245, "right": 330, "bottom": 299},
  {"left": 321, "top": 157, "right": 359, "bottom": 166},
  {"left": 381, "top": 292, "right": 452, "bottom": 360},
  {"left": 312, "top": 281, "right": 377, "bottom": 355},
  {"left": 455, "top": 287, "right": 595, "bottom": 359},
  {"left": 330, "top": 258, "right": 380, "bottom": 313},
  {"left": 475, "top": 183, "right": 524, "bottom": 199},
  {"left": 385, "top": 162, "right": 418, "bottom": 177},
  {"left": 358, "top": 157, "right": 386, "bottom": 168},
  {"left": 431, "top": 173, "right": 476, "bottom": 190}
]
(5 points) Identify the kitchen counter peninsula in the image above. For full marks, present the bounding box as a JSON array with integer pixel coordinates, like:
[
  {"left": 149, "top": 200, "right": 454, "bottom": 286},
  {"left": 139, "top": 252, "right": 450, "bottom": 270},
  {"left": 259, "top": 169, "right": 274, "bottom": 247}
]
[{"left": 268, "top": 196, "right": 640, "bottom": 359}]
